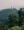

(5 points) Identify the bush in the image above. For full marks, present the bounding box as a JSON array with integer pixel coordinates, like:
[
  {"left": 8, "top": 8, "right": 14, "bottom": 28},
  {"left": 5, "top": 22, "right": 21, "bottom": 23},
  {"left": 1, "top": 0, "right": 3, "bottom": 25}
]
[{"left": 8, "top": 26, "right": 21, "bottom": 30}]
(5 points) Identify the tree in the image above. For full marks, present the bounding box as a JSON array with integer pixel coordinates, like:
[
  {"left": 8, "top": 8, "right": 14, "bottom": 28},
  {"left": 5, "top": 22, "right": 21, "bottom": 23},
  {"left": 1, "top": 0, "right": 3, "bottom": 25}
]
[
  {"left": 18, "top": 8, "right": 23, "bottom": 26},
  {"left": 8, "top": 14, "right": 17, "bottom": 28}
]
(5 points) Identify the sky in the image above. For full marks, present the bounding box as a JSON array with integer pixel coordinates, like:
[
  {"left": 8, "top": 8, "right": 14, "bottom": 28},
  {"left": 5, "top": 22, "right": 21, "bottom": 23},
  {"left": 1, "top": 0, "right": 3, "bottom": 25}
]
[{"left": 0, "top": 0, "right": 24, "bottom": 10}]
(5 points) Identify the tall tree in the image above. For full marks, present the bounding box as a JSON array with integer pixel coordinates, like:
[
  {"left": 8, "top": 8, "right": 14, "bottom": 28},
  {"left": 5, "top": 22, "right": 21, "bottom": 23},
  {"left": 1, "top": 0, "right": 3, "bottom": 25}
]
[
  {"left": 8, "top": 14, "right": 17, "bottom": 28},
  {"left": 18, "top": 8, "right": 23, "bottom": 26}
]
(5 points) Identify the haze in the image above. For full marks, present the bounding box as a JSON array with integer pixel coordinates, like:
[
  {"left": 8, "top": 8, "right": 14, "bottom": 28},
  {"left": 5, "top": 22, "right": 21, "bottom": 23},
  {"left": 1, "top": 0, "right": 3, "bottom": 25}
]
[{"left": 0, "top": 0, "right": 24, "bottom": 10}]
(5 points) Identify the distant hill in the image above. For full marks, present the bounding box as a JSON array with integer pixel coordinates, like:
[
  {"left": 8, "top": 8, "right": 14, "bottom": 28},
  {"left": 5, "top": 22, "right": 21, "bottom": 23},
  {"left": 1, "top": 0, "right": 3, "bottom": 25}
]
[{"left": 0, "top": 8, "right": 18, "bottom": 24}]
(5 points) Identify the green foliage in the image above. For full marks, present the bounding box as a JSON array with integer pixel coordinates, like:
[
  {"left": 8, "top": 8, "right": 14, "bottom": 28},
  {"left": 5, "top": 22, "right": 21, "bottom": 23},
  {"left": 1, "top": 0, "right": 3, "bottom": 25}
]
[
  {"left": 8, "top": 26, "right": 21, "bottom": 30},
  {"left": 18, "top": 8, "right": 24, "bottom": 26},
  {"left": 8, "top": 8, "right": 24, "bottom": 28},
  {"left": 8, "top": 14, "right": 17, "bottom": 28},
  {"left": 21, "top": 25, "right": 24, "bottom": 30}
]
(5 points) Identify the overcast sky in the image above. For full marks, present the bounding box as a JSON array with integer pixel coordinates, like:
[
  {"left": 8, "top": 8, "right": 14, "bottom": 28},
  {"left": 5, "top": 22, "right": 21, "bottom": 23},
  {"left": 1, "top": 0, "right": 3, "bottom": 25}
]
[{"left": 0, "top": 0, "right": 24, "bottom": 10}]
